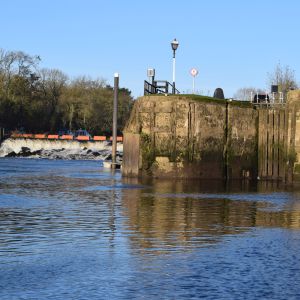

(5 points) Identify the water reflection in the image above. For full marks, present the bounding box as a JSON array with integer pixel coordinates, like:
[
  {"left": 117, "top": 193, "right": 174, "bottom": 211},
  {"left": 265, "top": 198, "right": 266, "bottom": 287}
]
[
  {"left": 1, "top": 161, "right": 300, "bottom": 257},
  {"left": 1, "top": 159, "right": 300, "bottom": 299},
  {"left": 120, "top": 178, "right": 300, "bottom": 253}
]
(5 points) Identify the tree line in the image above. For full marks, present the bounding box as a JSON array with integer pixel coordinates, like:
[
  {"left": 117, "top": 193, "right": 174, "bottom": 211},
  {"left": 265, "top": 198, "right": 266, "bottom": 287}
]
[{"left": 0, "top": 48, "right": 134, "bottom": 135}]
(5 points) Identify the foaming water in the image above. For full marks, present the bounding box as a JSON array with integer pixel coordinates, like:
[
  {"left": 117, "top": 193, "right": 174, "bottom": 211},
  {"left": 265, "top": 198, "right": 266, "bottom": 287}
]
[
  {"left": 1, "top": 158, "right": 300, "bottom": 299},
  {"left": 0, "top": 138, "right": 123, "bottom": 160}
]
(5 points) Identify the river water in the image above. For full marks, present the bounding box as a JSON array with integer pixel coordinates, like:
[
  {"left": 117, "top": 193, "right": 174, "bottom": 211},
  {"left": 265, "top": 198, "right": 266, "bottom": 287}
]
[{"left": 1, "top": 158, "right": 300, "bottom": 299}]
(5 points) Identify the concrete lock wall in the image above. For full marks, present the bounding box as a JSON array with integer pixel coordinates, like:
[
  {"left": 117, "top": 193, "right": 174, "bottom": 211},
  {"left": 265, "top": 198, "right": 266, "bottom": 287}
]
[
  {"left": 288, "top": 90, "right": 300, "bottom": 180},
  {"left": 123, "top": 93, "right": 300, "bottom": 180}
]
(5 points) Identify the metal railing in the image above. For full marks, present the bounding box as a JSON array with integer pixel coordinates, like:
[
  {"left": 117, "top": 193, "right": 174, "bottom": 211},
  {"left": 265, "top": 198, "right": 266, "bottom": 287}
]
[
  {"left": 144, "top": 80, "right": 180, "bottom": 95},
  {"left": 251, "top": 92, "right": 286, "bottom": 107}
]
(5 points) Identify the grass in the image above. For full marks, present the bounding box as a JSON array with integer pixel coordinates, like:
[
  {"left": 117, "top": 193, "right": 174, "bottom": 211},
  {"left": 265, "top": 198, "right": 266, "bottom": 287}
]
[{"left": 145, "top": 94, "right": 253, "bottom": 108}]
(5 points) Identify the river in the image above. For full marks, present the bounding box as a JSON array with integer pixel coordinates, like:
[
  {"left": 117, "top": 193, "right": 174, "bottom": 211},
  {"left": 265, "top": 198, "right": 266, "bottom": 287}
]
[{"left": 0, "top": 158, "right": 300, "bottom": 299}]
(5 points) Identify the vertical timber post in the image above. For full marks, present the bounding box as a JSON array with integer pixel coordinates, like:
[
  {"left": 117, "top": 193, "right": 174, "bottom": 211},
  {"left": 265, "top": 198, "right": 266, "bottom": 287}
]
[
  {"left": 224, "top": 101, "right": 230, "bottom": 180},
  {"left": 0, "top": 128, "right": 4, "bottom": 144},
  {"left": 112, "top": 73, "right": 119, "bottom": 169}
]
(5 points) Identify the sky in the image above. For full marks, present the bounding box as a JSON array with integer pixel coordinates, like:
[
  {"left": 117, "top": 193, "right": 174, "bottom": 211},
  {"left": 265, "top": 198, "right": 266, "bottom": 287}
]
[{"left": 1, "top": 0, "right": 300, "bottom": 98}]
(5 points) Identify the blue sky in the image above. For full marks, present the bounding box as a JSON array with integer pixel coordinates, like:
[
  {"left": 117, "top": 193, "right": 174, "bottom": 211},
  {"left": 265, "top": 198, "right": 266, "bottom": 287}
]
[{"left": 1, "top": 0, "right": 299, "bottom": 98}]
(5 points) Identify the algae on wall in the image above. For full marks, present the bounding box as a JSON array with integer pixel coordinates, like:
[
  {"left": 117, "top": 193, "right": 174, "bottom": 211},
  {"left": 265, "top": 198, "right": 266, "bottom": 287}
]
[{"left": 226, "top": 103, "right": 258, "bottom": 179}]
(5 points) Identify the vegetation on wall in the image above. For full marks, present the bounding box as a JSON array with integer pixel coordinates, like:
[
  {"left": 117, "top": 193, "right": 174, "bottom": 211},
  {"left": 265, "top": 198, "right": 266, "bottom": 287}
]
[
  {"left": 140, "top": 133, "right": 155, "bottom": 170},
  {"left": 0, "top": 48, "right": 134, "bottom": 135}
]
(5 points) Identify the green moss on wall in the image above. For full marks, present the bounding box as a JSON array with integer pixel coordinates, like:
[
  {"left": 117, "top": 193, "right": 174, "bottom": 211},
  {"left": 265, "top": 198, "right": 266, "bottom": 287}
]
[
  {"left": 294, "top": 164, "right": 300, "bottom": 174},
  {"left": 178, "top": 94, "right": 227, "bottom": 104},
  {"left": 140, "top": 133, "right": 155, "bottom": 170},
  {"left": 288, "top": 148, "right": 297, "bottom": 164}
]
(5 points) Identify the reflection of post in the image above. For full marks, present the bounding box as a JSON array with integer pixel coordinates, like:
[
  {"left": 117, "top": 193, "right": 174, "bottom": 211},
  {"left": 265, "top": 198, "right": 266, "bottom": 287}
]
[
  {"left": 108, "top": 181, "right": 117, "bottom": 247},
  {"left": 112, "top": 73, "right": 119, "bottom": 169}
]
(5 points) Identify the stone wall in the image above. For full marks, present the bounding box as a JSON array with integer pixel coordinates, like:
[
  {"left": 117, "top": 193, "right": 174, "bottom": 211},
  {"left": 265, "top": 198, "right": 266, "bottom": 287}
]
[
  {"left": 123, "top": 92, "right": 300, "bottom": 181},
  {"left": 123, "top": 95, "right": 258, "bottom": 179},
  {"left": 227, "top": 104, "right": 258, "bottom": 179}
]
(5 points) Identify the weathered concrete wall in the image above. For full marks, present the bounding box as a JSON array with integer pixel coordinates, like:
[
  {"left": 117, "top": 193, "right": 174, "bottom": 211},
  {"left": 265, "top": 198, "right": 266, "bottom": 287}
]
[
  {"left": 227, "top": 104, "right": 258, "bottom": 179},
  {"left": 287, "top": 90, "right": 300, "bottom": 180},
  {"left": 123, "top": 92, "right": 300, "bottom": 181},
  {"left": 123, "top": 95, "right": 258, "bottom": 179}
]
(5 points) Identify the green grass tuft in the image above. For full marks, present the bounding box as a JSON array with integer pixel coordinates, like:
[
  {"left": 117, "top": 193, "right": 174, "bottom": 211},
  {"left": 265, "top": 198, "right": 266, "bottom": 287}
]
[{"left": 143, "top": 94, "right": 253, "bottom": 108}]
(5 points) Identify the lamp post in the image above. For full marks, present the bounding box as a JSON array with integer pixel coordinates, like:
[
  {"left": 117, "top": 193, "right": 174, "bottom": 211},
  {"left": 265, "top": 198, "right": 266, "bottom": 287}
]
[{"left": 171, "top": 38, "right": 179, "bottom": 94}]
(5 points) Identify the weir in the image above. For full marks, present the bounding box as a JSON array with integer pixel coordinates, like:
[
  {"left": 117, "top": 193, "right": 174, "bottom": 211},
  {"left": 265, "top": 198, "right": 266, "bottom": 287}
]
[
  {"left": 0, "top": 138, "right": 123, "bottom": 160},
  {"left": 122, "top": 91, "right": 300, "bottom": 181}
]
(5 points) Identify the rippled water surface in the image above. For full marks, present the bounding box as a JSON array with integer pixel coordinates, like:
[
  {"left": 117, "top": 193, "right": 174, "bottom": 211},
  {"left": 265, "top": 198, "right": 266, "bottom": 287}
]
[{"left": 1, "top": 158, "right": 300, "bottom": 299}]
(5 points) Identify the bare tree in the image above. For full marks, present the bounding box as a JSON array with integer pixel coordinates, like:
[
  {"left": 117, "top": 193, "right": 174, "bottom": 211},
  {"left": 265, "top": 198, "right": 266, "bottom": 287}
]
[
  {"left": 234, "top": 87, "right": 264, "bottom": 101},
  {"left": 0, "top": 48, "right": 40, "bottom": 97},
  {"left": 268, "top": 63, "right": 298, "bottom": 94}
]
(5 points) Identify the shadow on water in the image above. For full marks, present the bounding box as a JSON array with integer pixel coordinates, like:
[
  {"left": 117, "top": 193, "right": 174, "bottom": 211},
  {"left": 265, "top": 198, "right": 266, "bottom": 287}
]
[{"left": 124, "top": 176, "right": 295, "bottom": 194}]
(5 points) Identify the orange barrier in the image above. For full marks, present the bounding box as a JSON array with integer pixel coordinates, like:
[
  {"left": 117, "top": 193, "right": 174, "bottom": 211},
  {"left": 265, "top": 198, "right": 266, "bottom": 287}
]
[
  {"left": 22, "top": 134, "right": 34, "bottom": 138},
  {"left": 76, "top": 135, "right": 90, "bottom": 141},
  {"left": 48, "top": 134, "right": 59, "bottom": 139},
  {"left": 10, "top": 133, "right": 119, "bottom": 142},
  {"left": 11, "top": 133, "right": 23, "bottom": 138},
  {"left": 61, "top": 135, "right": 73, "bottom": 140},
  {"left": 109, "top": 136, "right": 123, "bottom": 142},
  {"left": 93, "top": 136, "right": 107, "bottom": 141},
  {"left": 34, "top": 134, "right": 47, "bottom": 139}
]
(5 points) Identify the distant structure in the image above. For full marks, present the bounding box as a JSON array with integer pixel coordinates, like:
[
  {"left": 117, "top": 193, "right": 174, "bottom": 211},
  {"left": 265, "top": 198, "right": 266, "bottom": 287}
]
[
  {"left": 213, "top": 88, "right": 225, "bottom": 99},
  {"left": 250, "top": 85, "right": 285, "bottom": 104},
  {"left": 253, "top": 94, "right": 270, "bottom": 104}
]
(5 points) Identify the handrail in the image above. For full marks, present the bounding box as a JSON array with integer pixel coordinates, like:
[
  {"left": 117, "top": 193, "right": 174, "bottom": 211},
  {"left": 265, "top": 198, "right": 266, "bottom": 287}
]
[{"left": 144, "top": 80, "right": 180, "bottom": 95}]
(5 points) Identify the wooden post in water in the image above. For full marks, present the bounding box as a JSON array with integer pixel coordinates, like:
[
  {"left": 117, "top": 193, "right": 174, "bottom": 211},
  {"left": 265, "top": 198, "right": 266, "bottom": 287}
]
[
  {"left": 0, "top": 128, "right": 4, "bottom": 144},
  {"left": 267, "top": 110, "right": 274, "bottom": 178},
  {"left": 273, "top": 109, "right": 279, "bottom": 179},
  {"left": 278, "top": 109, "right": 286, "bottom": 180},
  {"left": 112, "top": 73, "right": 119, "bottom": 169}
]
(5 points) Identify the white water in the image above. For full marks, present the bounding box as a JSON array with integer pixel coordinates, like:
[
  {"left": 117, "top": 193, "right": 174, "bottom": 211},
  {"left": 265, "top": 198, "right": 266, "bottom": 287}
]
[{"left": 0, "top": 138, "right": 123, "bottom": 160}]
